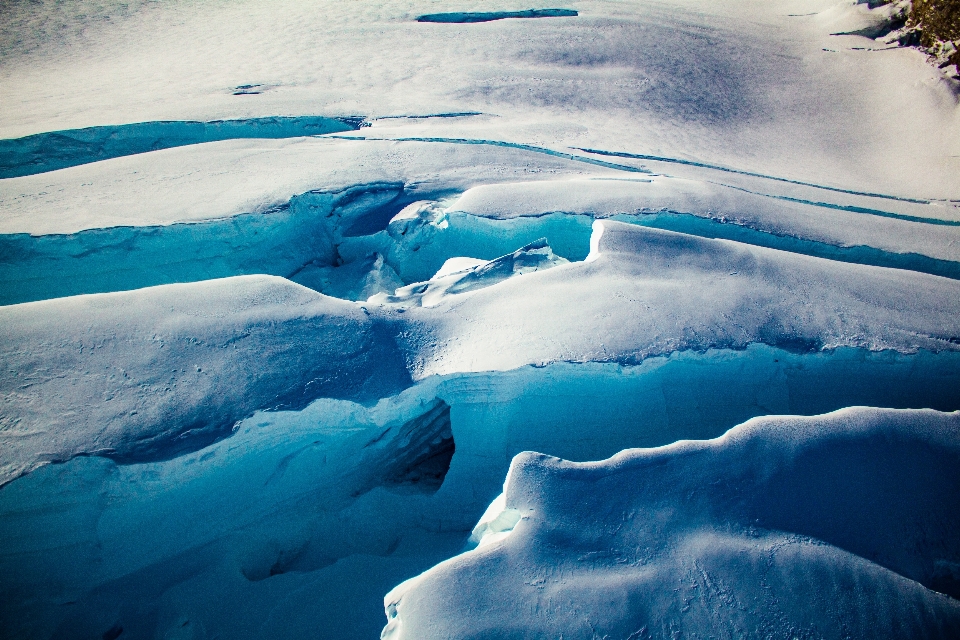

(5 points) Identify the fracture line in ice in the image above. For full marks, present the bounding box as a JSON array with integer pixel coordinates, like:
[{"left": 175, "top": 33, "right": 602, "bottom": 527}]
[
  {"left": 0, "top": 116, "right": 364, "bottom": 179},
  {"left": 574, "top": 146, "right": 939, "bottom": 205},
  {"left": 327, "top": 135, "right": 655, "bottom": 175}
]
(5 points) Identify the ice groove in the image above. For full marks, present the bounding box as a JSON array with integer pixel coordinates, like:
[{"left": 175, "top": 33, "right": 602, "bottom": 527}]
[
  {"left": 573, "top": 146, "right": 938, "bottom": 205},
  {"left": 328, "top": 135, "right": 654, "bottom": 175},
  {"left": 716, "top": 181, "right": 960, "bottom": 227},
  {"left": 618, "top": 211, "right": 960, "bottom": 279},
  {"left": 416, "top": 9, "right": 578, "bottom": 23}
]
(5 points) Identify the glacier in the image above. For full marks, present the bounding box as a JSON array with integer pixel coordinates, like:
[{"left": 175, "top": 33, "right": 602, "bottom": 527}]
[{"left": 1, "top": 0, "right": 959, "bottom": 639}]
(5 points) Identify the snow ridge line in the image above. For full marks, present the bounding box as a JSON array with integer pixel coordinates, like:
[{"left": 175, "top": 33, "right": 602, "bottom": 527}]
[
  {"left": 324, "top": 135, "right": 655, "bottom": 175},
  {"left": 713, "top": 181, "right": 960, "bottom": 227}
]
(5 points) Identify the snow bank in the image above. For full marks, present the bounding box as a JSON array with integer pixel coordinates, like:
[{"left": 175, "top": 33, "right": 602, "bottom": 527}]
[{"left": 384, "top": 407, "right": 960, "bottom": 639}]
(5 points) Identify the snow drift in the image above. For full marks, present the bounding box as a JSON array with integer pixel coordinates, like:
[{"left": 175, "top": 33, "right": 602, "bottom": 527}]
[{"left": 384, "top": 407, "right": 960, "bottom": 639}]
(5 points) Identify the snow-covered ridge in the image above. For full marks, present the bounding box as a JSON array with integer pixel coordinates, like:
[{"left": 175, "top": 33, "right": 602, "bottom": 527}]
[{"left": 383, "top": 407, "right": 960, "bottom": 639}]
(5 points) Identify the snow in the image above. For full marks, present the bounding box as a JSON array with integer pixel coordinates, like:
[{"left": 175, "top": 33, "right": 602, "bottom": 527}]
[
  {"left": 1, "top": 0, "right": 959, "bottom": 638},
  {"left": 383, "top": 407, "right": 960, "bottom": 639},
  {"left": 0, "top": 275, "right": 411, "bottom": 483}
]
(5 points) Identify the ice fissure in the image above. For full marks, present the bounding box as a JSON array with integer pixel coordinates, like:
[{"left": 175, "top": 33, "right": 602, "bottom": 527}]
[
  {"left": 0, "top": 116, "right": 365, "bottom": 179},
  {"left": 4, "top": 171, "right": 960, "bottom": 305}
]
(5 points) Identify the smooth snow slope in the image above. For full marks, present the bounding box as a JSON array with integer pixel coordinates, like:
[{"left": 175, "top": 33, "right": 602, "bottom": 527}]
[
  {"left": 1, "top": 0, "right": 958, "bottom": 197},
  {"left": 384, "top": 407, "right": 960, "bottom": 639}
]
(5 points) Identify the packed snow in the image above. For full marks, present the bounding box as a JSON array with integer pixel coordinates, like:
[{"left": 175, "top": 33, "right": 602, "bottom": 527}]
[{"left": 1, "top": 0, "right": 958, "bottom": 638}]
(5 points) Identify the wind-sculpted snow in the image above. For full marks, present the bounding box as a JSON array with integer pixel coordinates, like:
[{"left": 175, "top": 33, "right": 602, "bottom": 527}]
[{"left": 383, "top": 407, "right": 960, "bottom": 639}]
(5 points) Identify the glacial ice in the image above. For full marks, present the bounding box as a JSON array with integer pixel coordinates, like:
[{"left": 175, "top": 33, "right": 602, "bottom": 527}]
[
  {"left": 0, "top": 116, "right": 362, "bottom": 179},
  {"left": 1, "top": 0, "right": 959, "bottom": 638},
  {"left": 3, "top": 352, "right": 960, "bottom": 639}
]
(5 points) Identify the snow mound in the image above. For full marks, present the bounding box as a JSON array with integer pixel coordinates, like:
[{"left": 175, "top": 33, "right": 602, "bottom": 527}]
[
  {"left": 383, "top": 407, "right": 960, "bottom": 639},
  {"left": 0, "top": 275, "right": 410, "bottom": 484}
]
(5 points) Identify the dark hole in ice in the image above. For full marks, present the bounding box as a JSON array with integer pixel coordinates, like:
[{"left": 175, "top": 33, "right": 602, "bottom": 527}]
[
  {"left": 102, "top": 624, "right": 123, "bottom": 640},
  {"left": 359, "top": 399, "right": 455, "bottom": 496},
  {"left": 417, "top": 9, "right": 578, "bottom": 23}
]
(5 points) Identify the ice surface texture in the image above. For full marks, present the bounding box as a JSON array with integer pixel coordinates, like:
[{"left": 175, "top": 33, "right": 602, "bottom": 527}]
[{"left": 384, "top": 407, "right": 960, "bottom": 639}]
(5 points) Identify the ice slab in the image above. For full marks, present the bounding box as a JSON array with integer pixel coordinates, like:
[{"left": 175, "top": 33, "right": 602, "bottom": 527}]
[
  {"left": 448, "top": 177, "right": 960, "bottom": 264},
  {"left": 402, "top": 221, "right": 960, "bottom": 378},
  {"left": 0, "top": 275, "right": 411, "bottom": 483},
  {"left": 372, "top": 238, "right": 569, "bottom": 308}
]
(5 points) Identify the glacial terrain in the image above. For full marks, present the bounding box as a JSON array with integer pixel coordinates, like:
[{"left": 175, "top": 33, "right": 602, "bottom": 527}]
[{"left": 0, "top": 1, "right": 958, "bottom": 639}]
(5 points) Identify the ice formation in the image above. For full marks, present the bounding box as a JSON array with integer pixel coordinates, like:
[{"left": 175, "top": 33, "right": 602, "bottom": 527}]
[{"left": 1, "top": 0, "right": 958, "bottom": 638}]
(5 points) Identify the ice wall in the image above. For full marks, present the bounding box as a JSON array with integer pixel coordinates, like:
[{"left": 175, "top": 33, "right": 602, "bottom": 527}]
[{"left": 2, "top": 354, "right": 960, "bottom": 639}]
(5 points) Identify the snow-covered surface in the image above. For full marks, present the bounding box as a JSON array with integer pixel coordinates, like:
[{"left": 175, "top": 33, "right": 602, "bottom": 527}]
[
  {"left": 4, "top": 220, "right": 960, "bottom": 486},
  {"left": 2, "top": 0, "right": 959, "bottom": 197},
  {"left": 384, "top": 407, "right": 960, "bottom": 639},
  {"left": 1, "top": 0, "right": 959, "bottom": 638},
  {"left": 401, "top": 221, "right": 960, "bottom": 377}
]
